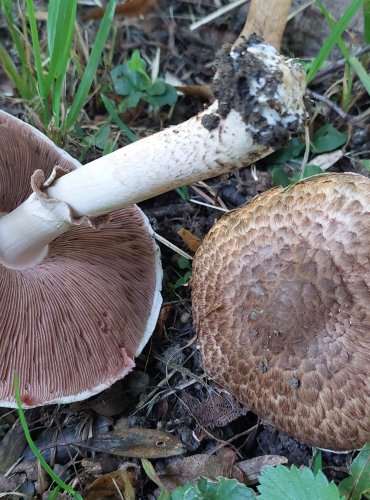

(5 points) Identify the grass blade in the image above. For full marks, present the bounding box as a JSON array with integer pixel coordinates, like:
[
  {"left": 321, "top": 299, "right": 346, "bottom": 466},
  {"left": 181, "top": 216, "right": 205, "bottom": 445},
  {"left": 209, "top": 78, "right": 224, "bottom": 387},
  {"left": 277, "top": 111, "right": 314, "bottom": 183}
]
[
  {"left": 365, "top": 0, "right": 370, "bottom": 42},
  {"left": 0, "top": 44, "right": 32, "bottom": 99},
  {"left": 64, "top": 0, "right": 116, "bottom": 130},
  {"left": 45, "top": 0, "right": 77, "bottom": 100},
  {"left": 13, "top": 372, "right": 83, "bottom": 499},
  {"left": 307, "top": 0, "right": 364, "bottom": 82},
  {"left": 349, "top": 55, "right": 370, "bottom": 94},
  {"left": 24, "top": 0, "right": 46, "bottom": 96},
  {"left": 101, "top": 94, "right": 139, "bottom": 142}
]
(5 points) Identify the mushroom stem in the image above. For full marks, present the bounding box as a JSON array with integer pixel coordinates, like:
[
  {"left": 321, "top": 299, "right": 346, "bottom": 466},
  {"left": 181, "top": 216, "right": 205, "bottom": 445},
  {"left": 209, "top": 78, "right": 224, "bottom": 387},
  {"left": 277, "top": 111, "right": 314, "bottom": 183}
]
[{"left": 0, "top": 38, "right": 307, "bottom": 269}]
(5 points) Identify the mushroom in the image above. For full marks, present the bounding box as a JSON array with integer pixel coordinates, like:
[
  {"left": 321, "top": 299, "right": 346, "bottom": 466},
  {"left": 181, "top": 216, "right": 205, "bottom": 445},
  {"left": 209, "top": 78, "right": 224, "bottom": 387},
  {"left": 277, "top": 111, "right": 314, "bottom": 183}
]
[
  {"left": 0, "top": 37, "right": 307, "bottom": 270},
  {"left": 0, "top": 37, "right": 307, "bottom": 407},
  {"left": 0, "top": 111, "right": 162, "bottom": 407},
  {"left": 191, "top": 173, "right": 370, "bottom": 452}
]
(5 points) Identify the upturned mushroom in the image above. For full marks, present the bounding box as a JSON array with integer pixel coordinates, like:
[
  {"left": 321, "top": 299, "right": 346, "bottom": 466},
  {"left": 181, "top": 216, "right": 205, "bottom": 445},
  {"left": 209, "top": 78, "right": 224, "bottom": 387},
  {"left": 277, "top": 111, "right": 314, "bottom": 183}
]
[
  {"left": 0, "top": 37, "right": 307, "bottom": 407},
  {"left": 191, "top": 173, "right": 370, "bottom": 452},
  {"left": 0, "top": 110, "right": 162, "bottom": 407}
]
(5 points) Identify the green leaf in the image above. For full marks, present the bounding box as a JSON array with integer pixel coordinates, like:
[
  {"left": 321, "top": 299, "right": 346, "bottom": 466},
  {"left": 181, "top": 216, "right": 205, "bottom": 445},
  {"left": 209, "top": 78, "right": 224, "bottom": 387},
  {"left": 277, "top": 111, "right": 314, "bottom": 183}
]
[
  {"left": 144, "top": 83, "right": 178, "bottom": 107},
  {"left": 289, "top": 164, "right": 324, "bottom": 183},
  {"left": 311, "top": 124, "right": 347, "bottom": 153},
  {"left": 178, "top": 257, "right": 191, "bottom": 270},
  {"left": 147, "top": 79, "right": 167, "bottom": 95},
  {"left": 176, "top": 185, "right": 190, "bottom": 201},
  {"left": 111, "top": 63, "right": 148, "bottom": 94},
  {"left": 268, "top": 137, "right": 305, "bottom": 165},
  {"left": 359, "top": 159, "right": 370, "bottom": 171},
  {"left": 128, "top": 49, "right": 148, "bottom": 74},
  {"left": 312, "top": 449, "right": 323, "bottom": 475},
  {"left": 271, "top": 166, "right": 291, "bottom": 187},
  {"left": 257, "top": 465, "right": 344, "bottom": 500},
  {"left": 338, "top": 443, "right": 370, "bottom": 500},
  {"left": 171, "top": 477, "right": 256, "bottom": 500},
  {"left": 170, "top": 270, "right": 192, "bottom": 290},
  {"left": 125, "top": 91, "right": 144, "bottom": 109}
]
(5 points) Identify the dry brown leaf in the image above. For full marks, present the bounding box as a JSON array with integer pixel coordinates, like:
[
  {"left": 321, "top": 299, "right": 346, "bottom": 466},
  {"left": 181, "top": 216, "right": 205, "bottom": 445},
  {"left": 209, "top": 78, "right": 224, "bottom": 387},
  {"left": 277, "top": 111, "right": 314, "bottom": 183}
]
[
  {"left": 177, "top": 228, "right": 202, "bottom": 253},
  {"left": 85, "top": 470, "right": 136, "bottom": 500},
  {"left": 82, "top": 0, "right": 156, "bottom": 21},
  {"left": 181, "top": 391, "right": 249, "bottom": 429},
  {"left": 175, "top": 85, "right": 214, "bottom": 102},
  {"left": 158, "top": 452, "right": 237, "bottom": 490},
  {"left": 154, "top": 303, "right": 171, "bottom": 337},
  {"left": 85, "top": 428, "right": 185, "bottom": 458},
  {"left": 236, "top": 455, "right": 288, "bottom": 485}
]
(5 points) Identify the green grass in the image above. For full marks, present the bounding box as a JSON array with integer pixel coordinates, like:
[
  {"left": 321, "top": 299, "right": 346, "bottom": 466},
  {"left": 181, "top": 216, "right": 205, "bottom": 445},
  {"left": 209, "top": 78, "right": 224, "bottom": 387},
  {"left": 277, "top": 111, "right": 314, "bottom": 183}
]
[
  {"left": 0, "top": 0, "right": 116, "bottom": 143},
  {"left": 306, "top": 0, "right": 364, "bottom": 82},
  {"left": 14, "top": 372, "right": 83, "bottom": 499}
]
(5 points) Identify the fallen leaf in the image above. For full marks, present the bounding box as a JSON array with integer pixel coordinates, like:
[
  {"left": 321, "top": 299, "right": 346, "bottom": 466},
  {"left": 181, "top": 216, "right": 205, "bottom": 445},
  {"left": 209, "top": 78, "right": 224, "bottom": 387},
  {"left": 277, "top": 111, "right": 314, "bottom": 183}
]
[
  {"left": 82, "top": 0, "right": 156, "bottom": 21},
  {"left": 236, "top": 455, "right": 288, "bottom": 485},
  {"left": 154, "top": 303, "right": 171, "bottom": 337},
  {"left": 175, "top": 85, "right": 214, "bottom": 101},
  {"left": 84, "top": 428, "right": 185, "bottom": 458},
  {"left": 309, "top": 149, "right": 344, "bottom": 170},
  {"left": 85, "top": 470, "right": 136, "bottom": 500},
  {"left": 158, "top": 452, "right": 237, "bottom": 490},
  {"left": 181, "top": 390, "right": 249, "bottom": 429},
  {"left": 177, "top": 228, "right": 202, "bottom": 252}
]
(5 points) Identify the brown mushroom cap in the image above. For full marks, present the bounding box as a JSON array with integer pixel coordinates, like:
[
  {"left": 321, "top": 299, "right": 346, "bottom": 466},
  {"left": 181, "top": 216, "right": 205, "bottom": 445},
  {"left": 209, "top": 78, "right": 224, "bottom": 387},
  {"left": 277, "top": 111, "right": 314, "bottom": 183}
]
[
  {"left": 0, "top": 112, "right": 162, "bottom": 407},
  {"left": 191, "top": 173, "right": 370, "bottom": 451}
]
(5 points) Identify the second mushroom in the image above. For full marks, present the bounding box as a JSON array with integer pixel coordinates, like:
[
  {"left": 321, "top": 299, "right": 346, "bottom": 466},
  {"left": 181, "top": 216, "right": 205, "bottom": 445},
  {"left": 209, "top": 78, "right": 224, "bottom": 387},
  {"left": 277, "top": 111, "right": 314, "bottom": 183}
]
[{"left": 191, "top": 173, "right": 370, "bottom": 452}]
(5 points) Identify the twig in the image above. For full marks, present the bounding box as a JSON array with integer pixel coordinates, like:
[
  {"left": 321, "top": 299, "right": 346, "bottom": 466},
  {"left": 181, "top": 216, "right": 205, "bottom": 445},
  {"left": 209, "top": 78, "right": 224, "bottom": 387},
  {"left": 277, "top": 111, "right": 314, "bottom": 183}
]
[
  {"left": 189, "top": 198, "right": 229, "bottom": 212},
  {"left": 190, "top": 0, "right": 248, "bottom": 31},
  {"left": 310, "top": 45, "right": 370, "bottom": 84},
  {"left": 154, "top": 232, "right": 193, "bottom": 260},
  {"left": 307, "top": 89, "right": 369, "bottom": 129}
]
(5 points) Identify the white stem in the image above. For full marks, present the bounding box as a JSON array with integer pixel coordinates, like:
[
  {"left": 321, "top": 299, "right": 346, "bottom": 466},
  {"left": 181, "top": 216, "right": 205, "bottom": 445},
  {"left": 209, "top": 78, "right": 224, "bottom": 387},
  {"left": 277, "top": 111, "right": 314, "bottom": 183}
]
[{"left": 0, "top": 40, "right": 307, "bottom": 268}]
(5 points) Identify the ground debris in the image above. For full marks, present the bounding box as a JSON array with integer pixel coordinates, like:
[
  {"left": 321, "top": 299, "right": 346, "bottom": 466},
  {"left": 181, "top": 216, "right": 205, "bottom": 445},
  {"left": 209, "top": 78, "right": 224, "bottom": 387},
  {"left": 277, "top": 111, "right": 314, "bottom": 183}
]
[{"left": 180, "top": 390, "right": 249, "bottom": 430}]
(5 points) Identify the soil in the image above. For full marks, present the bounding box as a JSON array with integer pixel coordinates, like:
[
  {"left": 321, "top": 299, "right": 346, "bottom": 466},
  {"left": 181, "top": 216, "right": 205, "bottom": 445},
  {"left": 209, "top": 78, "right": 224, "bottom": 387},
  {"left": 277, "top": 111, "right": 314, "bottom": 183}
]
[{"left": 0, "top": 0, "right": 369, "bottom": 498}]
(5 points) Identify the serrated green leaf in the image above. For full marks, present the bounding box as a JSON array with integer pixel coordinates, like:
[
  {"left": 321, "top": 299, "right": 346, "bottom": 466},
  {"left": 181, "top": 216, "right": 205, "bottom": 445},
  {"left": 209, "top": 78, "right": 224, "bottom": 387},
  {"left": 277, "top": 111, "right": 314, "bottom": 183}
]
[
  {"left": 170, "top": 477, "right": 256, "bottom": 500},
  {"left": 311, "top": 124, "right": 347, "bottom": 153},
  {"left": 338, "top": 443, "right": 370, "bottom": 500},
  {"left": 257, "top": 465, "right": 343, "bottom": 500}
]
